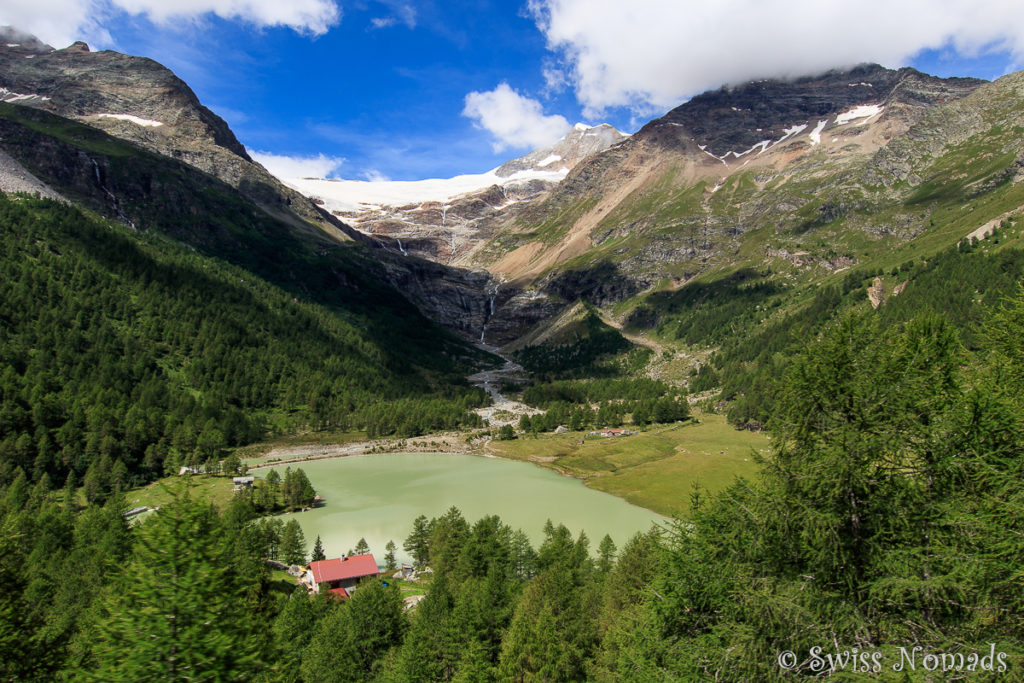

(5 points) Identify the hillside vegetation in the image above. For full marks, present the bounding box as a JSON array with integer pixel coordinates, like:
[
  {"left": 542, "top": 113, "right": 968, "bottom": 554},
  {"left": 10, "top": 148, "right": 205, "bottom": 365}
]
[
  {"left": 0, "top": 195, "right": 485, "bottom": 499},
  {"left": 3, "top": 290, "right": 1022, "bottom": 680}
]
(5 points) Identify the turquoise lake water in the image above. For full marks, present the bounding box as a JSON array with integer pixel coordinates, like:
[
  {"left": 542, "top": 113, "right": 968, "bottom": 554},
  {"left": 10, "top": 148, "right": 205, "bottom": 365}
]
[{"left": 264, "top": 453, "right": 667, "bottom": 564}]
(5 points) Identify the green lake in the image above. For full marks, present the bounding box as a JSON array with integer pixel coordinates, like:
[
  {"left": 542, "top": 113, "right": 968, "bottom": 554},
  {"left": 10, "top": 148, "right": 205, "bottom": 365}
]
[{"left": 264, "top": 453, "right": 668, "bottom": 564}]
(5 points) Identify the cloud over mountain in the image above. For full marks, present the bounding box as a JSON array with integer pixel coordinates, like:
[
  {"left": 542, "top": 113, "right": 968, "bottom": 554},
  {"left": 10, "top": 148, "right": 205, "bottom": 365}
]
[
  {"left": 249, "top": 150, "right": 345, "bottom": 179},
  {"left": 0, "top": 0, "right": 340, "bottom": 48},
  {"left": 529, "top": 0, "right": 1024, "bottom": 116},
  {"left": 463, "top": 82, "right": 572, "bottom": 152}
]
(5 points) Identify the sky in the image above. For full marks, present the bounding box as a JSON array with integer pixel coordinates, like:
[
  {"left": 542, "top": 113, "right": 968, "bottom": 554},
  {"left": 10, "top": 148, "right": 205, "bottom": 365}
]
[{"left": 3, "top": 0, "right": 1024, "bottom": 182}]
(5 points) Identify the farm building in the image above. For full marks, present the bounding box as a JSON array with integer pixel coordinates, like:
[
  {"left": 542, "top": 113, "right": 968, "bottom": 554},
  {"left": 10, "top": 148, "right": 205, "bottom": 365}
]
[{"left": 300, "top": 554, "right": 380, "bottom": 598}]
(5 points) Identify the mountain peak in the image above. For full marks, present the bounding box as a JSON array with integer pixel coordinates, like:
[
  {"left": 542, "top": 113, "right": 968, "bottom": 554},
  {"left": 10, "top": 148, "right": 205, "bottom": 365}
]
[
  {"left": 636, "top": 63, "right": 985, "bottom": 159},
  {"left": 495, "top": 123, "right": 628, "bottom": 178},
  {"left": 0, "top": 26, "right": 54, "bottom": 53}
]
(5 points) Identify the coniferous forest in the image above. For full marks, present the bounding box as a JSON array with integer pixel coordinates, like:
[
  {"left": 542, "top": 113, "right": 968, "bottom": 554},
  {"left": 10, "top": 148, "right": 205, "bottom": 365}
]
[
  {"left": 0, "top": 195, "right": 485, "bottom": 501},
  {"left": 3, "top": 228, "right": 1023, "bottom": 677}
]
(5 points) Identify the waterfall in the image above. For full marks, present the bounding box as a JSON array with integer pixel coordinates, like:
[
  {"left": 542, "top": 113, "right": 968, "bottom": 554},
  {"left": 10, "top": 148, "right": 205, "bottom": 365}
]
[
  {"left": 397, "top": 238, "right": 408, "bottom": 256},
  {"left": 479, "top": 281, "right": 500, "bottom": 345}
]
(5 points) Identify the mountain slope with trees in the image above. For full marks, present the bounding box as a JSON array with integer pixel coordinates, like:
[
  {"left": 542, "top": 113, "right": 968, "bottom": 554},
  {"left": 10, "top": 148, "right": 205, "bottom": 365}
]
[{"left": 0, "top": 193, "right": 485, "bottom": 498}]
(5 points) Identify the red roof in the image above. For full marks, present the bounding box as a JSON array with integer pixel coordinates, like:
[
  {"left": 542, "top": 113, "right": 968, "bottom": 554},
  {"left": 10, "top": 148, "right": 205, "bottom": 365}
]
[
  {"left": 327, "top": 586, "right": 349, "bottom": 599},
  {"left": 308, "top": 554, "right": 379, "bottom": 584}
]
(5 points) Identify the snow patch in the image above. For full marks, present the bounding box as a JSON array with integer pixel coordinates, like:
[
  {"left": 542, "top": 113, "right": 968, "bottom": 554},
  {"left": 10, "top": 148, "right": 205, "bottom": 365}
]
[
  {"left": 697, "top": 144, "right": 728, "bottom": 166},
  {"left": 772, "top": 123, "right": 807, "bottom": 148},
  {"left": 97, "top": 113, "right": 164, "bottom": 128},
  {"left": 835, "top": 104, "right": 882, "bottom": 126},
  {"left": 537, "top": 154, "right": 563, "bottom": 167},
  {"left": 0, "top": 87, "right": 50, "bottom": 103},
  {"left": 809, "top": 119, "right": 828, "bottom": 145},
  {"left": 573, "top": 122, "right": 589, "bottom": 131},
  {"left": 727, "top": 140, "right": 772, "bottom": 158},
  {"left": 6, "top": 44, "right": 20, "bottom": 47}
]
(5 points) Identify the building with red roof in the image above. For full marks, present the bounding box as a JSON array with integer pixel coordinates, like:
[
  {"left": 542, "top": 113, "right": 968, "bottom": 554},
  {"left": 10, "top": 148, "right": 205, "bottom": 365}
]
[{"left": 300, "top": 554, "right": 379, "bottom": 597}]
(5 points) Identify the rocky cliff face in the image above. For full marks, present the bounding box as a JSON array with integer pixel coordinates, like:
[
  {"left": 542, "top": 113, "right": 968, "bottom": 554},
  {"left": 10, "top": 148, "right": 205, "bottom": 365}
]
[
  {"left": 635, "top": 64, "right": 982, "bottom": 158},
  {"left": 495, "top": 123, "right": 628, "bottom": 177},
  {"left": 0, "top": 34, "right": 363, "bottom": 242}
]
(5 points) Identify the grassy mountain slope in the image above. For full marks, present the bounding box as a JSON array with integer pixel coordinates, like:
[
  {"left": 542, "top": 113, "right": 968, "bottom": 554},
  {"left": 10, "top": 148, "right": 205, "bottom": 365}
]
[{"left": 490, "top": 69, "right": 1024, "bottom": 427}]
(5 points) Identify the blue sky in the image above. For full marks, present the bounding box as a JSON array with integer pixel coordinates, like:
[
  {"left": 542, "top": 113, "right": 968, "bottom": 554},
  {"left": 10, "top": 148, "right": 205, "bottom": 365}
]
[{"left": 3, "top": 0, "right": 1024, "bottom": 181}]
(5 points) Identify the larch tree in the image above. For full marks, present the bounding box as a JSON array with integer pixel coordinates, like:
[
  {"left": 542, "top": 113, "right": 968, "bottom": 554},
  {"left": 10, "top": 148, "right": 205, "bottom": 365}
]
[{"left": 86, "top": 494, "right": 263, "bottom": 681}]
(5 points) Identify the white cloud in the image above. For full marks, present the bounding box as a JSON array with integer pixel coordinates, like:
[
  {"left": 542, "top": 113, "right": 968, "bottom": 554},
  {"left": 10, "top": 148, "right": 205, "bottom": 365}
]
[
  {"left": 369, "top": 1, "right": 415, "bottom": 30},
  {"left": 113, "top": 0, "right": 340, "bottom": 34},
  {"left": 249, "top": 150, "right": 345, "bottom": 179},
  {"left": 0, "top": 0, "right": 340, "bottom": 49},
  {"left": 528, "top": 0, "right": 1024, "bottom": 116},
  {"left": 361, "top": 169, "right": 391, "bottom": 182},
  {"left": 462, "top": 82, "right": 571, "bottom": 152}
]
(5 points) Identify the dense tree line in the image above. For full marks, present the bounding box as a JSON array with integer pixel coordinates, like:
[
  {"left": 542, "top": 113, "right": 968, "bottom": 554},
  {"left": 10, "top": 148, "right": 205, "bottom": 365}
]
[
  {"left": 514, "top": 308, "right": 633, "bottom": 377},
  {"left": 0, "top": 196, "right": 486, "bottom": 492},
  {"left": 634, "top": 267, "right": 786, "bottom": 347},
  {"left": 517, "top": 377, "right": 689, "bottom": 432},
  {"left": 685, "top": 239, "right": 1024, "bottom": 428},
  {"left": 3, "top": 287, "right": 1024, "bottom": 678}
]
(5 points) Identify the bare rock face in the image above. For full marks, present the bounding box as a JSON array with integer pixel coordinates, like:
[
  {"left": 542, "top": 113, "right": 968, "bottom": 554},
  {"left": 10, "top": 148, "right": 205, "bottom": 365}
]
[
  {"left": 868, "top": 277, "right": 886, "bottom": 309},
  {"left": 0, "top": 35, "right": 351, "bottom": 237},
  {"left": 633, "top": 64, "right": 984, "bottom": 159}
]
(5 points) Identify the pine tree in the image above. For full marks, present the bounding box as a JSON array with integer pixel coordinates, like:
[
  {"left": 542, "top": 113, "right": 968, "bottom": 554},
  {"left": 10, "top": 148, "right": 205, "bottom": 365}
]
[
  {"left": 86, "top": 494, "right": 263, "bottom": 681},
  {"left": 280, "top": 519, "right": 307, "bottom": 566},
  {"left": 311, "top": 535, "right": 326, "bottom": 562},
  {"left": 596, "top": 534, "right": 617, "bottom": 574},
  {"left": 353, "top": 537, "right": 370, "bottom": 556},
  {"left": 301, "top": 580, "right": 405, "bottom": 682},
  {"left": 404, "top": 515, "right": 431, "bottom": 566},
  {"left": 384, "top": 540, "right": 397, "bottom": 571}
]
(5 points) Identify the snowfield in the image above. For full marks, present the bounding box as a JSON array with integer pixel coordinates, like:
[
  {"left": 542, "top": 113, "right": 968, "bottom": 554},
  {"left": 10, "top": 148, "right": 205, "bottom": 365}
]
[
  {"left": 282, "top": 167, "right": 569, "bottom": 212},
  {"left": 835, "top": 104, "right": 883, "bottom": 125},
  {"left": 96, "top": 113, "right": 164, "bottom": 127},
  {"left": 0, "top": 87, "right": 50, "bottom": 103}
]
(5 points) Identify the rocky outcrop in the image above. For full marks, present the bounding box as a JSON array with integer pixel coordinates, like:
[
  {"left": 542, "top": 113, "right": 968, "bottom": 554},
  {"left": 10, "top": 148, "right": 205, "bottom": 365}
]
[
  {"left": 633, "top": 64, "right": 983, "bottom": 159},
  {"left": 495, "top": 123, "right": 628, "bottom": 177},
  {"left": 0, "top": 36, "right": 357, "bottom": 244}
]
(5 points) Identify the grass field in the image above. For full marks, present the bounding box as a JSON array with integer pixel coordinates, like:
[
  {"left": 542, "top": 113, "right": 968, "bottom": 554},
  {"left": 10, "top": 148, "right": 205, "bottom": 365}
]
[
  {"left": 126, "top": 474, "right": 243, "bottom": 511},
  {"left": 488, "top": 411, "right": 769, "bottom": 517}
]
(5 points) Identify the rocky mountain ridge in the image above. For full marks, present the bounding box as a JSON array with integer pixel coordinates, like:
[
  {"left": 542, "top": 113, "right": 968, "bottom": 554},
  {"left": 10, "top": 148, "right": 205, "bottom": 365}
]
[
  {"left": 0, "top": 30, "right": 522, "bottom": 345},
  {"left": 481, "top": 65, "right": 986, "bottom": 284},
  {"left": 3, "top": 30, "right": 1021, "bottom": 357}
]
